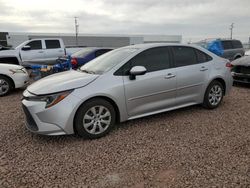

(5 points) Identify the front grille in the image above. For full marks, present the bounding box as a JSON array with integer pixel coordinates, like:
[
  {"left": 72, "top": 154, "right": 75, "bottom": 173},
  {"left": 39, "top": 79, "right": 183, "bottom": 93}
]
[
  {"left": 22, "top": 104, "right": 38, "bottom": 131},
  {"left": 233, "top": 66, "right": 250, "bottom": 74}
]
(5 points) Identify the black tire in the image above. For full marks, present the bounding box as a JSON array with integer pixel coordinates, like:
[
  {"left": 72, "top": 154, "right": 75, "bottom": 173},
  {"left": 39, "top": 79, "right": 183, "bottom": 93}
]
[
  {"left": 74, "top": 98, "right": 116, "bottom": 139},
  {"left": 203, "top": 80, "right": 224, "bottom": 109},
  {"left": 0, "top": 75, "right": 13, "bottom": 97}
]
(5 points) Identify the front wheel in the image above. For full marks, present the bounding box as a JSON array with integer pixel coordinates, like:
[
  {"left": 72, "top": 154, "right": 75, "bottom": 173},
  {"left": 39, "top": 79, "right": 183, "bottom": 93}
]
[
  {"left": 74, "top": 99, "right": 116, "bottom": 139},
  {"left": 203, "top": 81, "right": 224, "bottom": 109},
  {"left": 0, "top": 76, "right": 12, "bottom": 97}
]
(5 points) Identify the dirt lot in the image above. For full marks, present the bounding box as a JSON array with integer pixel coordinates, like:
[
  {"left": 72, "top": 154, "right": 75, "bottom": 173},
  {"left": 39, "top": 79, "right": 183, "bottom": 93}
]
[{"left": 0, "top": 85, "right": 249, "bottom": 187}]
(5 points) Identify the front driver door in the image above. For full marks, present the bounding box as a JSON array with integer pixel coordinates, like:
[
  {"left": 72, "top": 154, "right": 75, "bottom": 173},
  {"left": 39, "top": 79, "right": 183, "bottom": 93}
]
[
  {"left": 20, "top": 40, "right": 45, "bottom": 63},
  {"left": 121, "top": 47, "right": 177, "bottom": 118}
]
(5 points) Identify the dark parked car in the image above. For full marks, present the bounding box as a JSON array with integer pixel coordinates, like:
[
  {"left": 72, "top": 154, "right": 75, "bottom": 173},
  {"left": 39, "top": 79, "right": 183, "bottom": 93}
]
[
  {"left": 68, "top": 48, "right": 113, "bottom": 69},
  {"left": 195, "top": 39, "right": 245, "bottom": 61},
  {"left": 231, "top": 56, "right": 250, "bottom": 84},
  {"left": 220, "top": 39, "right": 245, "bottom": 60}
]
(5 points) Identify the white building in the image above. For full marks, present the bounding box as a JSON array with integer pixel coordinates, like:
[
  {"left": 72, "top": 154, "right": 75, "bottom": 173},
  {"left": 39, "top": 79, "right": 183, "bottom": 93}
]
[{"left": 0, "top": 32, "right": 182, "bottom": 48}]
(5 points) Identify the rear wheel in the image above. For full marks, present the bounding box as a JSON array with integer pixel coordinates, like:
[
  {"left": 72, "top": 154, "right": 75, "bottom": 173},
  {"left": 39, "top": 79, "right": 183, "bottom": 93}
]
[
  {"left": 203, "top": 80, "right": 224, "bottom": 109},
  {"left": 0, "top": 76, "right": 12, "bottom": 96},
  {"left": 74, "top": 99, "right": 116, "bottom": 139}
]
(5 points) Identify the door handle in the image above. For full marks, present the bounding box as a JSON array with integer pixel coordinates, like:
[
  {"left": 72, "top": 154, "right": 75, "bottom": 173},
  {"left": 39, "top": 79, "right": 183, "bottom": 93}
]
[
  {"left": 58, "top": 50, "right": 63, "bottom": 52},
  {"left": 38, "top": 51, "right": 44, "bottom": 53},
  {"left": 164, "top": 73, "right": 176, "bottom": 79},
  {"left": 200, "top": 66, "right": 208, "bottom": 71}
]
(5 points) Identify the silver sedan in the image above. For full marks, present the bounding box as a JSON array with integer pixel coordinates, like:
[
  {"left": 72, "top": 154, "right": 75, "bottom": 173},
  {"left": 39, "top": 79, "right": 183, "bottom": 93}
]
[{"left": 22, "top": 43, "right": 233, "bottom": 139}]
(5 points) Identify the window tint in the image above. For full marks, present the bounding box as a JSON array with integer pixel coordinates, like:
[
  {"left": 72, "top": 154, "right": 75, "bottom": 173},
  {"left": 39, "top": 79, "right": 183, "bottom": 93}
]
[
  {"left": 221, "top": 41, "right": 233, "bottom": 50},
  {"left": 45, "top": 40, "right": 61, "bottom": 49},
  {"left": 126, "top": 47, "right": 170, "bottom": 73},
  {"left": 95, "top": 49, "right": 112, "bottom": 57},
  {"left": 196, "top": 49, "right": 212, "bottom": 63},
  {"left": 26, "top": 40, "right": 42, "bottom": 50},
  {"left": 232, "top": 40, "right": 243, "bottom": 49},
  {"left": 173, "top": 46, "right": 197, "bottom": 67}
]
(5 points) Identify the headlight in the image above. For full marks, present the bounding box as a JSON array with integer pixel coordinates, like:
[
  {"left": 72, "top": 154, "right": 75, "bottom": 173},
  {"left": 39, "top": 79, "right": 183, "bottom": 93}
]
[
  {"left": 9, "top": 68, "right": 27, "bottom": 74},
  {"left": 25, "top": 90, "right": 73, "bottom": 108}
]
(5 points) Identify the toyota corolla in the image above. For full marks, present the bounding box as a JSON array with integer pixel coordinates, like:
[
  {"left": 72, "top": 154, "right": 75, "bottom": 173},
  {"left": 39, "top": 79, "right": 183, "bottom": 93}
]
[{"left": 22, "top": 43, "right": 233, "bottom": 139}]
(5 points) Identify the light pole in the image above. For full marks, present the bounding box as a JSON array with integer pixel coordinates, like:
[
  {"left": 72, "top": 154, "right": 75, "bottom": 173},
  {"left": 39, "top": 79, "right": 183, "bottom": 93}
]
[
  {"left": 74, "top": 17, "right": 79, "bottom": 46},
  {"left": 229, "top": 23, "right": 234, "bottom": 39}
]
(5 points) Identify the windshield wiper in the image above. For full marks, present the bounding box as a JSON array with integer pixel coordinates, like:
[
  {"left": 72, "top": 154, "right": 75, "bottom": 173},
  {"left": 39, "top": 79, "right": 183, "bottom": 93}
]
[{"left": 80, "top": 69, "right": 95, "bottom": 74}]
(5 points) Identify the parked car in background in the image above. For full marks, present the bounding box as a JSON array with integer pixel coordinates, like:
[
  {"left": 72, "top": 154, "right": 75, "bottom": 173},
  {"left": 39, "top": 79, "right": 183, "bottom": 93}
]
[
  {"left": 0, "top": 64, "right": 29, "bottom": 96},
  {"left": 22, "top": 43, "right": 233, "bottom": 139},
  {"left": 245, "top": 49, "right": 250, "bottom": 56},
  {"left": 231, "top": 56, "right": 250, "bottom": 84},
  {"left": 195, "top": 39, "right": 245, "bottom": 61},
  {"left": 0, "top": 38, "right": 66, "bottom": 66},
  {"left": 58, "top": 48, "right": 113, "bottom": 69},
  {"left": 220, "top": 39, "right": 245, "bottom": 60}
]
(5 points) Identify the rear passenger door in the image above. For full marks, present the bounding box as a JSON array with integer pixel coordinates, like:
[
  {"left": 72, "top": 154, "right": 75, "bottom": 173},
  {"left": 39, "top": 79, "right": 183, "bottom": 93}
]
[
  {"left": 121, "top": 47, "right": 177, "bottom": 117},
  {"left": 172, "top": 46, "right": 212, "bottom": 105},
  {"left": 44, "top": 39, "right": 64, "bottom": 61}
]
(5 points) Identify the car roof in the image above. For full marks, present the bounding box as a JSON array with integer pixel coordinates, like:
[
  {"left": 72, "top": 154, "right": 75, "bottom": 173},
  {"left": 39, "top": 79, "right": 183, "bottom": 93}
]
[
  {"left": 120, "top": 43, "right": 218, "bottom": 59},
  {"left": 122, "top": 43, "right": 203, "bottom": 50}
]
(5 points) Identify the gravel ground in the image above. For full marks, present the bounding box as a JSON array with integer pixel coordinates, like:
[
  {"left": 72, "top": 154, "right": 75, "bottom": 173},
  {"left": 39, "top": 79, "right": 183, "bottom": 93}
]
[{"left": 0, "top": 85, "right": 249, "bottom": 187}]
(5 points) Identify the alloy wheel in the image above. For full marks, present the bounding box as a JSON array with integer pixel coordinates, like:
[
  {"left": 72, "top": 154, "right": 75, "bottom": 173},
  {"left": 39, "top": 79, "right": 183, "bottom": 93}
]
[
  {"left": 208, "top": 85, "right": 223, "bottom": 106},
  {"left": 0, "top": 79, "right": 10, "bottom": 95},
  {"left": 83, "top": 105, "right": 111, "bottom": 135}
]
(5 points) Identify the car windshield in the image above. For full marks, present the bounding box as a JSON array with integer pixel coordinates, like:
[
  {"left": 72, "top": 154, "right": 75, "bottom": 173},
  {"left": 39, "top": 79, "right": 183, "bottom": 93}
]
[
  {"left": 79, "top": 48, "right": 138, "bottom": 74},
  {"left": 72, "top": 48, "right": 94, "bottom": 58}
]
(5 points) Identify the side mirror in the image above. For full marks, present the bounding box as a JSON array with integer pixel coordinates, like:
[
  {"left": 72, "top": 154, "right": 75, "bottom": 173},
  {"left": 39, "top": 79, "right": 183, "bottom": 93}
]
[
  {"left": 129, "top": 66, "right": 147, "bottom": 80},
  {"left": 22, "top": 45, "right": 31, "bottom": 51}
]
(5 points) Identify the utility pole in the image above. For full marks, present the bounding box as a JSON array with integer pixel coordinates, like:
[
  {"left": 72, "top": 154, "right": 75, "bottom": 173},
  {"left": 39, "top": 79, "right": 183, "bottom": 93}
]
[
  {"left": 74, "top": 17, "right": 79, "bottom": 46},
  {"left": 229, "top": 23, "right": 234, "bottom": 39}
]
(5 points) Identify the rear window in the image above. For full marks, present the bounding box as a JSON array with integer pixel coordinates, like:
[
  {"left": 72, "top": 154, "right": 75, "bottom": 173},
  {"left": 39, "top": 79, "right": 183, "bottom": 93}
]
[
  {"left": 45, "top": 40, "right": 61, "bottom": 49},
  {"left": 221, "top": 41, "right": 233, "bottom": 50},
  {"left": 95, "top": 49, "right": 112, "bottom": 57},
  {"left": 232, "top": 40, "right": 243, "bottom": 49},
  {"left": 72, "top": 49, "right": 94, "bottom": 58}
]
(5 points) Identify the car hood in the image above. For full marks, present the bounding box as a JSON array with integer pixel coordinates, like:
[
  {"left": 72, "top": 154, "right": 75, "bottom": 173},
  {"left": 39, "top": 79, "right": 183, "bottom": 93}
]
[
  {"left": 0, "top": 49, "right": 18, "bottom": 57},
  {"left": 27, "top": 70, "right": 99, "bottom": 95},
  {"left": 0, "top": 63, "right": 24, "bottom": 69},
  {"left": 231, "top": 56, "right": 250, "bottom": 67}
]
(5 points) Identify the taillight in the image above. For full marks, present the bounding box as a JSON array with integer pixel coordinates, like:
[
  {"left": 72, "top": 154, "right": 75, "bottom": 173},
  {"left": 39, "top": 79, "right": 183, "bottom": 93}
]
[
  {"left": 71, "top": 58, "right": 78, "bottom": 65},
  {"left": 226, "top": 62, "right": 233, "bottom": 68}
]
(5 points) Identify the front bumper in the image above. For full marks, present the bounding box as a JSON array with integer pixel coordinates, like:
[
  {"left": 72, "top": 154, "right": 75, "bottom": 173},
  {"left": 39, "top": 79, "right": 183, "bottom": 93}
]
[
  {"left": 21, "top": 91, "right": 81, "bottom": 136},
  {"left": 13, "top": 73, "right": 30, "bottom": 88}
]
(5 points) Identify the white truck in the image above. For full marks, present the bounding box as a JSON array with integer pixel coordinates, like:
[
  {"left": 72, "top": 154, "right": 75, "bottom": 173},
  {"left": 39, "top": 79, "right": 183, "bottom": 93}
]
[{"left": 0, "top": 38, "right": 67, "bottom": 66}]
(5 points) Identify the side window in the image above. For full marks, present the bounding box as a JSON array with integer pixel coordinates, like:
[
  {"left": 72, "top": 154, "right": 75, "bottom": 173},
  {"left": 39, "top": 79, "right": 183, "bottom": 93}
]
[
  {"left": 196, "top": 49, "right": 212, "bottom": 63},
  {"left": 45, "top": 40, "right": 61, "bottom": 49},
  {"left": 26, "top": 40, "right": 42, "bottom": 50},
  {"left": 232, "top": 40, "right": 243, "bottom": 49},
  {"left": 221, "top": 41, "right": 233, "bottom": 50},
  {"left": 173, "top": 46, "right": 197, "bottom": 67},
  {"left": 127, "top": 47, "right": 171, "bottom": 73},
  {"left": 95, "top": 49, "right": 111, "bottom": 57}
]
